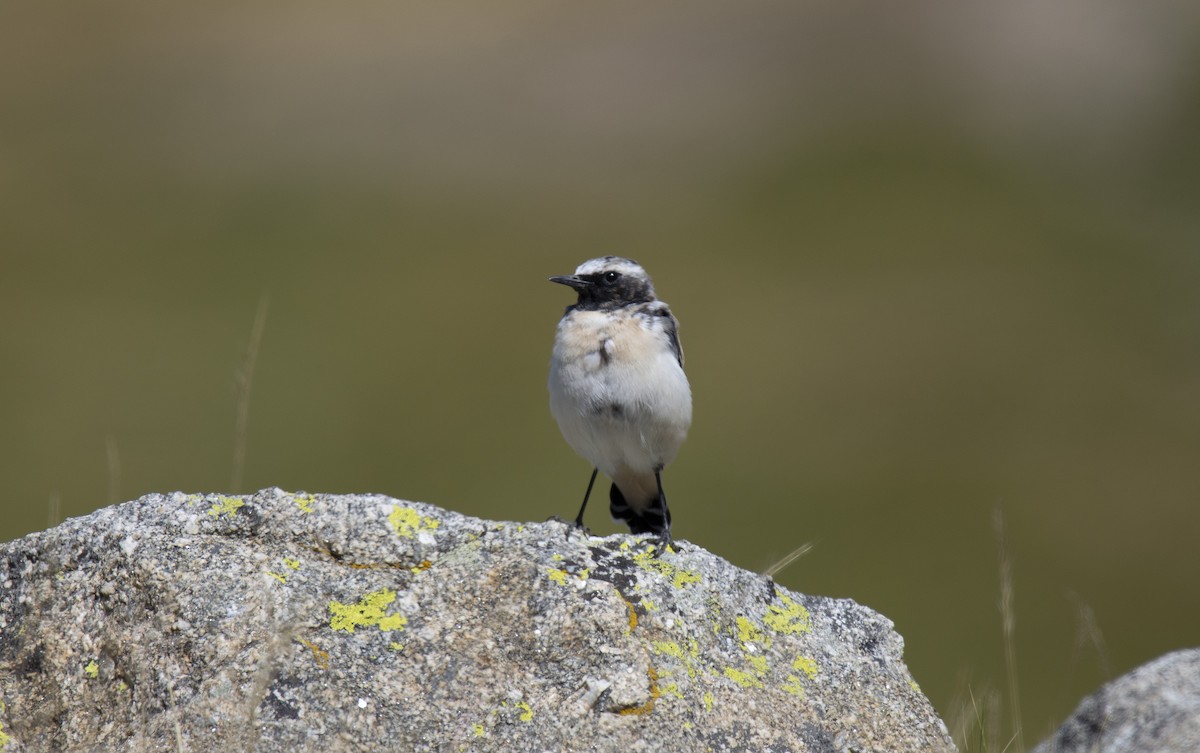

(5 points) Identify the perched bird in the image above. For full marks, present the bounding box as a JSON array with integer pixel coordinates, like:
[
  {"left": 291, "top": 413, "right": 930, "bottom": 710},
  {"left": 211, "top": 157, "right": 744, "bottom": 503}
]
[{"left": 548, "top": 256, "right": 692, "bottom": 545}]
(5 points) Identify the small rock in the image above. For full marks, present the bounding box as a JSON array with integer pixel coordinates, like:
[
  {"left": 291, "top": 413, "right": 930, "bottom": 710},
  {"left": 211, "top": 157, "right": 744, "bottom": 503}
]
[{"left": 1032, "top": 648, "right": 1200, "bottom": 753}]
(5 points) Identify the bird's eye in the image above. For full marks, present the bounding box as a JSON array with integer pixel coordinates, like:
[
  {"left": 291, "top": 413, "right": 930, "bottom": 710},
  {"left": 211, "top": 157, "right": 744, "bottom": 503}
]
[{"left": 603, "top": 271, "right": 621, "bottom": 283}]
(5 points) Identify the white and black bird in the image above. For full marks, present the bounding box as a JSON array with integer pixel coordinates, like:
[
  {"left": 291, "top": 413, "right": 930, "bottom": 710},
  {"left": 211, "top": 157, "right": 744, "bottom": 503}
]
[{"left": 548, "top": 256, "right": 692, "bottom": 545}]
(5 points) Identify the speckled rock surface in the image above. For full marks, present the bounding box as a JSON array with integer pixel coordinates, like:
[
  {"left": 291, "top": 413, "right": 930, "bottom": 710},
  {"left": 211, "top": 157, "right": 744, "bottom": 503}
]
[
  {"left": 0, "top": 489, "right": 954, "bottom": 752},
  {"left": 1031, "top": 648, "right": 1200, "bottom": 753}
]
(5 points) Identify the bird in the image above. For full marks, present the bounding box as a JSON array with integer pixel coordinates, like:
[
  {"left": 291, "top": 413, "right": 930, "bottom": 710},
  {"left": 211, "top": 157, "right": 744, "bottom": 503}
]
[{"left": 547, "top": 256, "right": 692, "bottom": 547}]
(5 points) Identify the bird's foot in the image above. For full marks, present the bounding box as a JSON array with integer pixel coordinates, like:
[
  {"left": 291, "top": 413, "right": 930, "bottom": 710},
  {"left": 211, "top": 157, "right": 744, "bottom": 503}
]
[
  {"left": 646, "top": 533, "right": 676, "bottom": 557},
  {"left": 546, "top": 515, "right": 590, "bottom": 540}
]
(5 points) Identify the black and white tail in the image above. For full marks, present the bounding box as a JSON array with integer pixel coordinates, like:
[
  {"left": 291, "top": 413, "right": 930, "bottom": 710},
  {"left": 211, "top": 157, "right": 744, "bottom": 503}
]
[{"left": 609, "top": 482, "right": 672, "bottom": 537}]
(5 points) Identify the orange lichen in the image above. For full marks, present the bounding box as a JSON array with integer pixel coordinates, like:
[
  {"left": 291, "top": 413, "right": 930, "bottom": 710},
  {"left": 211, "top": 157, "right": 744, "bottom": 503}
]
[
  {"left": 618, "top": 667, "right": 661, "bottom": 716},
  {"left": 297, "top": 638, "right": 330, "bottom": 670}
]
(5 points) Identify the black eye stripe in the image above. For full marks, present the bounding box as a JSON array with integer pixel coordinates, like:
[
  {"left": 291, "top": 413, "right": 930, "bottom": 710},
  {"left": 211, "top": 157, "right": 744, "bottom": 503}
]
[{"left": 568, "top": 267, "right": 655, "bottom": 309}]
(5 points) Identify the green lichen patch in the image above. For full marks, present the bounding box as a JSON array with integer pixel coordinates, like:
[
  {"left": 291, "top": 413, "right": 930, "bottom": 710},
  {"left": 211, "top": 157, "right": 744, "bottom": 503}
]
[
  {"left": 329, "top": 588, "right": 409, "bottom": 634},
  {"left": 515, "top": 701, "right": 533, "bottom": 722},
  {"left": 651, "top": 639, "right": 701, "bottom": 679},
  {"left": 659, "top": 678, "right": 685, "bottom": 700},
  {"left": 782, "top": 656, "right": 819, "bottom": 698},
  {"left": 267, "top": 556, "right": 301, "bottom": 584},
  {"left": 388, "top": 506, "right": 441, "bottom": 538},
  {"left": 736, "top": 616, "right": 768, "bottom": 648},
  {"left": 206, "top": 496, "right": 244, "bottom": 518},
  {"left": 724, "top": 613, "right": 787, "bottom": 692},
  {"left": 631, "top": 546, "right": 701, "bottom": 589},
  {"left": 793, "top": 655, "right": 818, "bottom": 680},
  {"left": 293, "top": 494, "right": 316, "bottom": 514},
  {"left": 781, "top": 676, "right": 805, "bottom": 697},
  {"left": 764, "top": 594, "right": 811, "bottom": 635},
  {"left": 83, "top": 660, "right": 99, "bottom": 679},
  {"left": 722, "top": 666, "right": 763, "bottom": 689}
]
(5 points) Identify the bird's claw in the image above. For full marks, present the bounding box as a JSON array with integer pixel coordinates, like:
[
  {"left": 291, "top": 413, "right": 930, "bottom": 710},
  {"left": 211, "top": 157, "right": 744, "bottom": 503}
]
[
  {"left": 546, "top": 515, "right": 590, "bottom": 541},
  {"left": 647, "top": 534, "right": 676, "bottom": 557}
]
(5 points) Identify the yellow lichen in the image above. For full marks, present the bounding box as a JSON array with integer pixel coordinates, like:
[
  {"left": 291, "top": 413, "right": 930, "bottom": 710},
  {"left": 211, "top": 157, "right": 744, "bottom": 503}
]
[
  {"left": 472, "top": 723, "right": 485, "bottom": 737},
  {"left": 546, "top": 568, "right": 569, "bottom": 586},
  {"left": 735, "top": 616, "right": 767, "bottom": 647},
  {"left": 389, "top": 642, "right": 405, "bottom": 652},
  {"left": 515, "top": 701, "right": 533, "bottom": 722},
  {"left": 782, "top": 656, "right": 818, "bottom": 697},
  {"left": 378, "top": 613, "right": 407, "bottom": 632},
  {"left": 746, "top": 654, "right": 769, "bottom": 675},
  {"left": 724, "top": 620, "right": 775, "bottom": 690},
  {"left": 722, "top": 667, "right": 762, "bottom": 689},
  {"left": 631, "top": 547, "right": 701, "bottom": 589},
  {"left": 283, "top": 557, "right": 301, "bottom": 570},
  {"left": 764, "top": 594, "right": 811, "bottom": 635},
  {"left": 388, "top": 506, "right": 440, "bottom": 538},
  {"left": 266, "top": 571, "right": 287, "bottom": 584},
  {"left": 329, "top": 588, "right": 408, "bottom": 633},
  {"left": 794, "top": 656, "right": 818, "bottom": 680},
  {"left": 206, "top": 496, "right": 244, "bottom": 518},
  {"left": 782, "top": 676, "right": 805, "bottom": 698},
  {"left": 708, "top": 596, "right": 725, "bottom": 635},
  {"left": 84, "top": 660, "right": 99, "bottom": 679},
  {"left": 294, "top": 494, "right": 315, "bottom": 514},
  {"left": 651, "top": 639, "right": 700, "bottom": 678},
  {"left": 661, "top": 681, "right": 684, "bottom": 700},
  {"left": 703, "top": 691, "right": 714, "bottom": 711}
]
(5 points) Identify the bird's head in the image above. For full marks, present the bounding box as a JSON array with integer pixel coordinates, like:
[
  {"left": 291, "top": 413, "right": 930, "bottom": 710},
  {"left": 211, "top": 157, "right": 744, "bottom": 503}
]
[{"left": 550, "top": 256, "right": 657, "bottom": 308}]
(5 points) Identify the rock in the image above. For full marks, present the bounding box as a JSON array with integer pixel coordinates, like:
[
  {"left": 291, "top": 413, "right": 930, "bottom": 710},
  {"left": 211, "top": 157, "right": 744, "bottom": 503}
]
[
  {"left": 0, "top": 489, "right": 955, "bottom": 752},
  {"left": 1031, "top": 648, "right": 1200, "bottom": 753}
]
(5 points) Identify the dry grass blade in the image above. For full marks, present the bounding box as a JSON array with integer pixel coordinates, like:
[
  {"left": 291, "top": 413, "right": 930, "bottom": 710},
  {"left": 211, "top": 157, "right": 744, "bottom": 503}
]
[
  {"left": 763, "top": 542, "right": 814, "bottom": 578},
  {"left": 105, "top": 434, "right": 121, "bottom": 504},
  {"left": 231, "top": 293, "right": 270, "bottom": 493},
  {"left": 47, "top": 491, "right": 61, "bottom": 529},
  {"left": 992, "top": 506, "right": 1023, "bottom": 753}
]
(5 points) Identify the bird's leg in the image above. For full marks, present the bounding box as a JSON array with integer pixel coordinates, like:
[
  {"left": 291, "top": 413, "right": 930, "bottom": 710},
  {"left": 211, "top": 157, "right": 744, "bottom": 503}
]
[
  {"left": 651, "top": 470, "right": 674, "bottom": 555},
  {"left": 565, "top": 468, "right": 598, "bottom": 539}
]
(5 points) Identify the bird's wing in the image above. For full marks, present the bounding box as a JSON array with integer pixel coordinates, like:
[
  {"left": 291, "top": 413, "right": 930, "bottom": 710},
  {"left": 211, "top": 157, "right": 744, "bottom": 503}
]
[{"left": 659, "top": 307, "right": 684, "bottom": 369}]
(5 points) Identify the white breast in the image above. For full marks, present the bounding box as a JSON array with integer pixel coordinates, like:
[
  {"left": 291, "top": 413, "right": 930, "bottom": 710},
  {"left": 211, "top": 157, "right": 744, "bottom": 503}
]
[{"left": 548, "top": 309, "right": 692, "bottom": 479}]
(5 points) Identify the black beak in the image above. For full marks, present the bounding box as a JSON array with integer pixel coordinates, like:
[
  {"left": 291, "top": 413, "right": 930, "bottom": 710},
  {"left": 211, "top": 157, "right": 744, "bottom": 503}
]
[{"left": 549, "top": 274, "right": 591, "bottom": 290}]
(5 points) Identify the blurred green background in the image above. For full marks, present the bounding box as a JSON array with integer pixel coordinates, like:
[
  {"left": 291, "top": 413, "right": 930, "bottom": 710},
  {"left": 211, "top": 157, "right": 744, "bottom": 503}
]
[{"left": 3, "top": 1, "right": 1199, "bottom": 746}]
